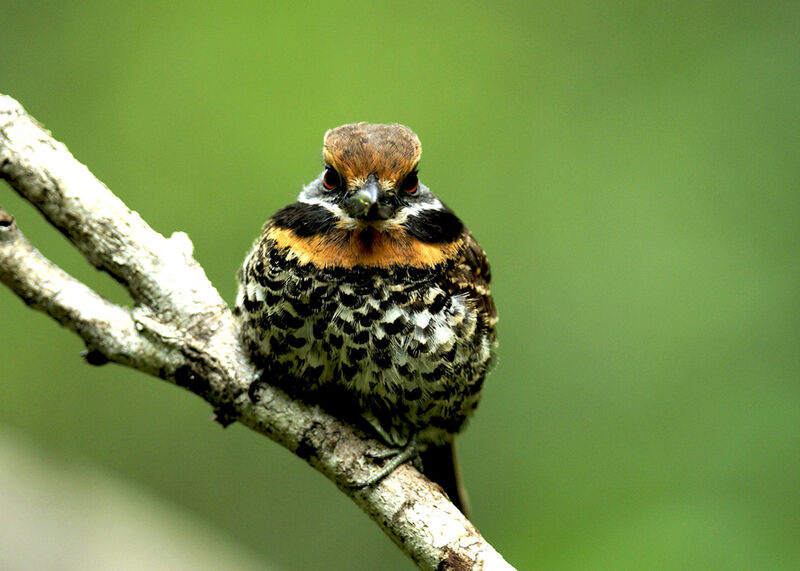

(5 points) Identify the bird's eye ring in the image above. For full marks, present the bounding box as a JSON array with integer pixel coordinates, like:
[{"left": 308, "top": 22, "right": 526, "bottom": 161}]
[
  {"left": 322, "top": 166, "right": 341, "bottom": 191},
  {"left": 401, "top": 172, "right": 419, "bottom": 196}
]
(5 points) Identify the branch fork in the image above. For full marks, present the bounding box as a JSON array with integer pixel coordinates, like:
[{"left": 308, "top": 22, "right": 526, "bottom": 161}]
[{"left": 0, "top": 94, "right": 513, "bottom": 570}]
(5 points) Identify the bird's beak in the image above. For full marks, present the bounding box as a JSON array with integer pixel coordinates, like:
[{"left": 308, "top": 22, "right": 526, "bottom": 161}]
[{"left": 342, "top": 178, "right": 393, "bottom": 220}]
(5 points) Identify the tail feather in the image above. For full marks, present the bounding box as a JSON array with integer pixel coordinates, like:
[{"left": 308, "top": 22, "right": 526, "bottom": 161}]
[{"left": 419, "top": 441, "right": 470, "bottom": 517}]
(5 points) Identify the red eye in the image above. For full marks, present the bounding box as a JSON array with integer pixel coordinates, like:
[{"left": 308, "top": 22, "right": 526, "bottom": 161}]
[
  {"left": 323, "top": 166, "right": 341, "bottom": 190},
  {"left": 401, "top": 172, "right": 419, "bottom": 195}
]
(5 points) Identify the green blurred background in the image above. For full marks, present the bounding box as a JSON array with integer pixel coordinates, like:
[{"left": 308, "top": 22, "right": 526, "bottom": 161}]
[{"left": 2, "top": 2, "right": 799, "bottom": 569}]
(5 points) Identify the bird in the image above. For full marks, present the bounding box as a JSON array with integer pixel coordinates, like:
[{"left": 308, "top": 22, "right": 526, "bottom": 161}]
[{"left": 234, "top": 122, "right": 497, "bottom": 515}]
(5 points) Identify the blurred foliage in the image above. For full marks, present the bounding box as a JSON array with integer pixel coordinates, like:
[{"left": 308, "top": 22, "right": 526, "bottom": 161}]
[
  {"left": 0, "top": 430, "right": 276, "bottom": 570},
  {"left": 2, "top": 1, "right": 799, "bottom": 569}
]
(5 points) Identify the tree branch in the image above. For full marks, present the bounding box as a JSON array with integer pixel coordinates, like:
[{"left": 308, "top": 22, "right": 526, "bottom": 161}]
[
  {"left": 0, "top": 94, "right": 514, "bottom": 570},
  {"left": 0, "top": 211, "right": 152, "bottom": 370}
]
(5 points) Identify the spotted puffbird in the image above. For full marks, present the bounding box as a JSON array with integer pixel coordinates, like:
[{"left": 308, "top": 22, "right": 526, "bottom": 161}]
[{"left": 235, "top": 123, "right": 497, "bottom": 515}]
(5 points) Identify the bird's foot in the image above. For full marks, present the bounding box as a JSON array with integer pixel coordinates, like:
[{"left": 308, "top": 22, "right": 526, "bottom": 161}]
[{"left": 354, "top": 434, "right": 421, "bottom": 489}]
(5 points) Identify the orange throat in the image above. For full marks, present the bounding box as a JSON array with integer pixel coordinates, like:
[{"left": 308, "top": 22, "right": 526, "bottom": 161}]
[{"left": 266, "top": 225, "right": 460, "bottom": 269}]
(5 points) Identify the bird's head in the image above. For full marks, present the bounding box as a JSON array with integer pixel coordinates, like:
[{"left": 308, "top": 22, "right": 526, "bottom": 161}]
[
  {"left": 298, "top": 122, "right": 437, "bottom": 229},
  {"left": 267, "top": 123, "right": 465, "bottom": 268}
]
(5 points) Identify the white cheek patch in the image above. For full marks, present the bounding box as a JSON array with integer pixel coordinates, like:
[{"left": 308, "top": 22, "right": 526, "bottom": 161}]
[
  {"left": 392, "top": 199, "right": 443, "bottom": 224},
  {"left": 298, "top": 195, "right": 348, "bottom": 218},
  {"left": 298, "top": 195, "right": 363, "bottom": 229}
]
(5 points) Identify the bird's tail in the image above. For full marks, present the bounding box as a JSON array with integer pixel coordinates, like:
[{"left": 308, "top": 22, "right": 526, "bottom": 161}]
[{"left": 419, "top": 441, "right": 470, "bottom": 517}]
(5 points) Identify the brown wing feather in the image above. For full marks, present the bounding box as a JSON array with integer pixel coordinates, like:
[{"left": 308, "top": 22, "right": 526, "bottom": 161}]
[{"left": 447, "top": 230, "right": 498, "bottom": 339}]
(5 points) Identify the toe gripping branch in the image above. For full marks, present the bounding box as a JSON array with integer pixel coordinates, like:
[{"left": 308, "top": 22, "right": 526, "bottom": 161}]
[{"left": 356, "top": 434, "right": 421, "bottom": 489}]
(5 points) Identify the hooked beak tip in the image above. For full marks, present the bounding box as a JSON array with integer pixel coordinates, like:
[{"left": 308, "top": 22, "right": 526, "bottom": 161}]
[{"left": 343, "top": 182, "right": 391, "bottom": 220}]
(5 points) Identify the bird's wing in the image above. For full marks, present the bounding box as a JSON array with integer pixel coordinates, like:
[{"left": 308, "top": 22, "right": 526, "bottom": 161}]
[{"left": 447, "top": 230, "right": 498, "bottom": 336}]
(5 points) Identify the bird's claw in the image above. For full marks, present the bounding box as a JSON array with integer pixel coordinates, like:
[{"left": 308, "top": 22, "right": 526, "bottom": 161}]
[{"left": 353, "top": 435, "right": 421, "bottom": 489}]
